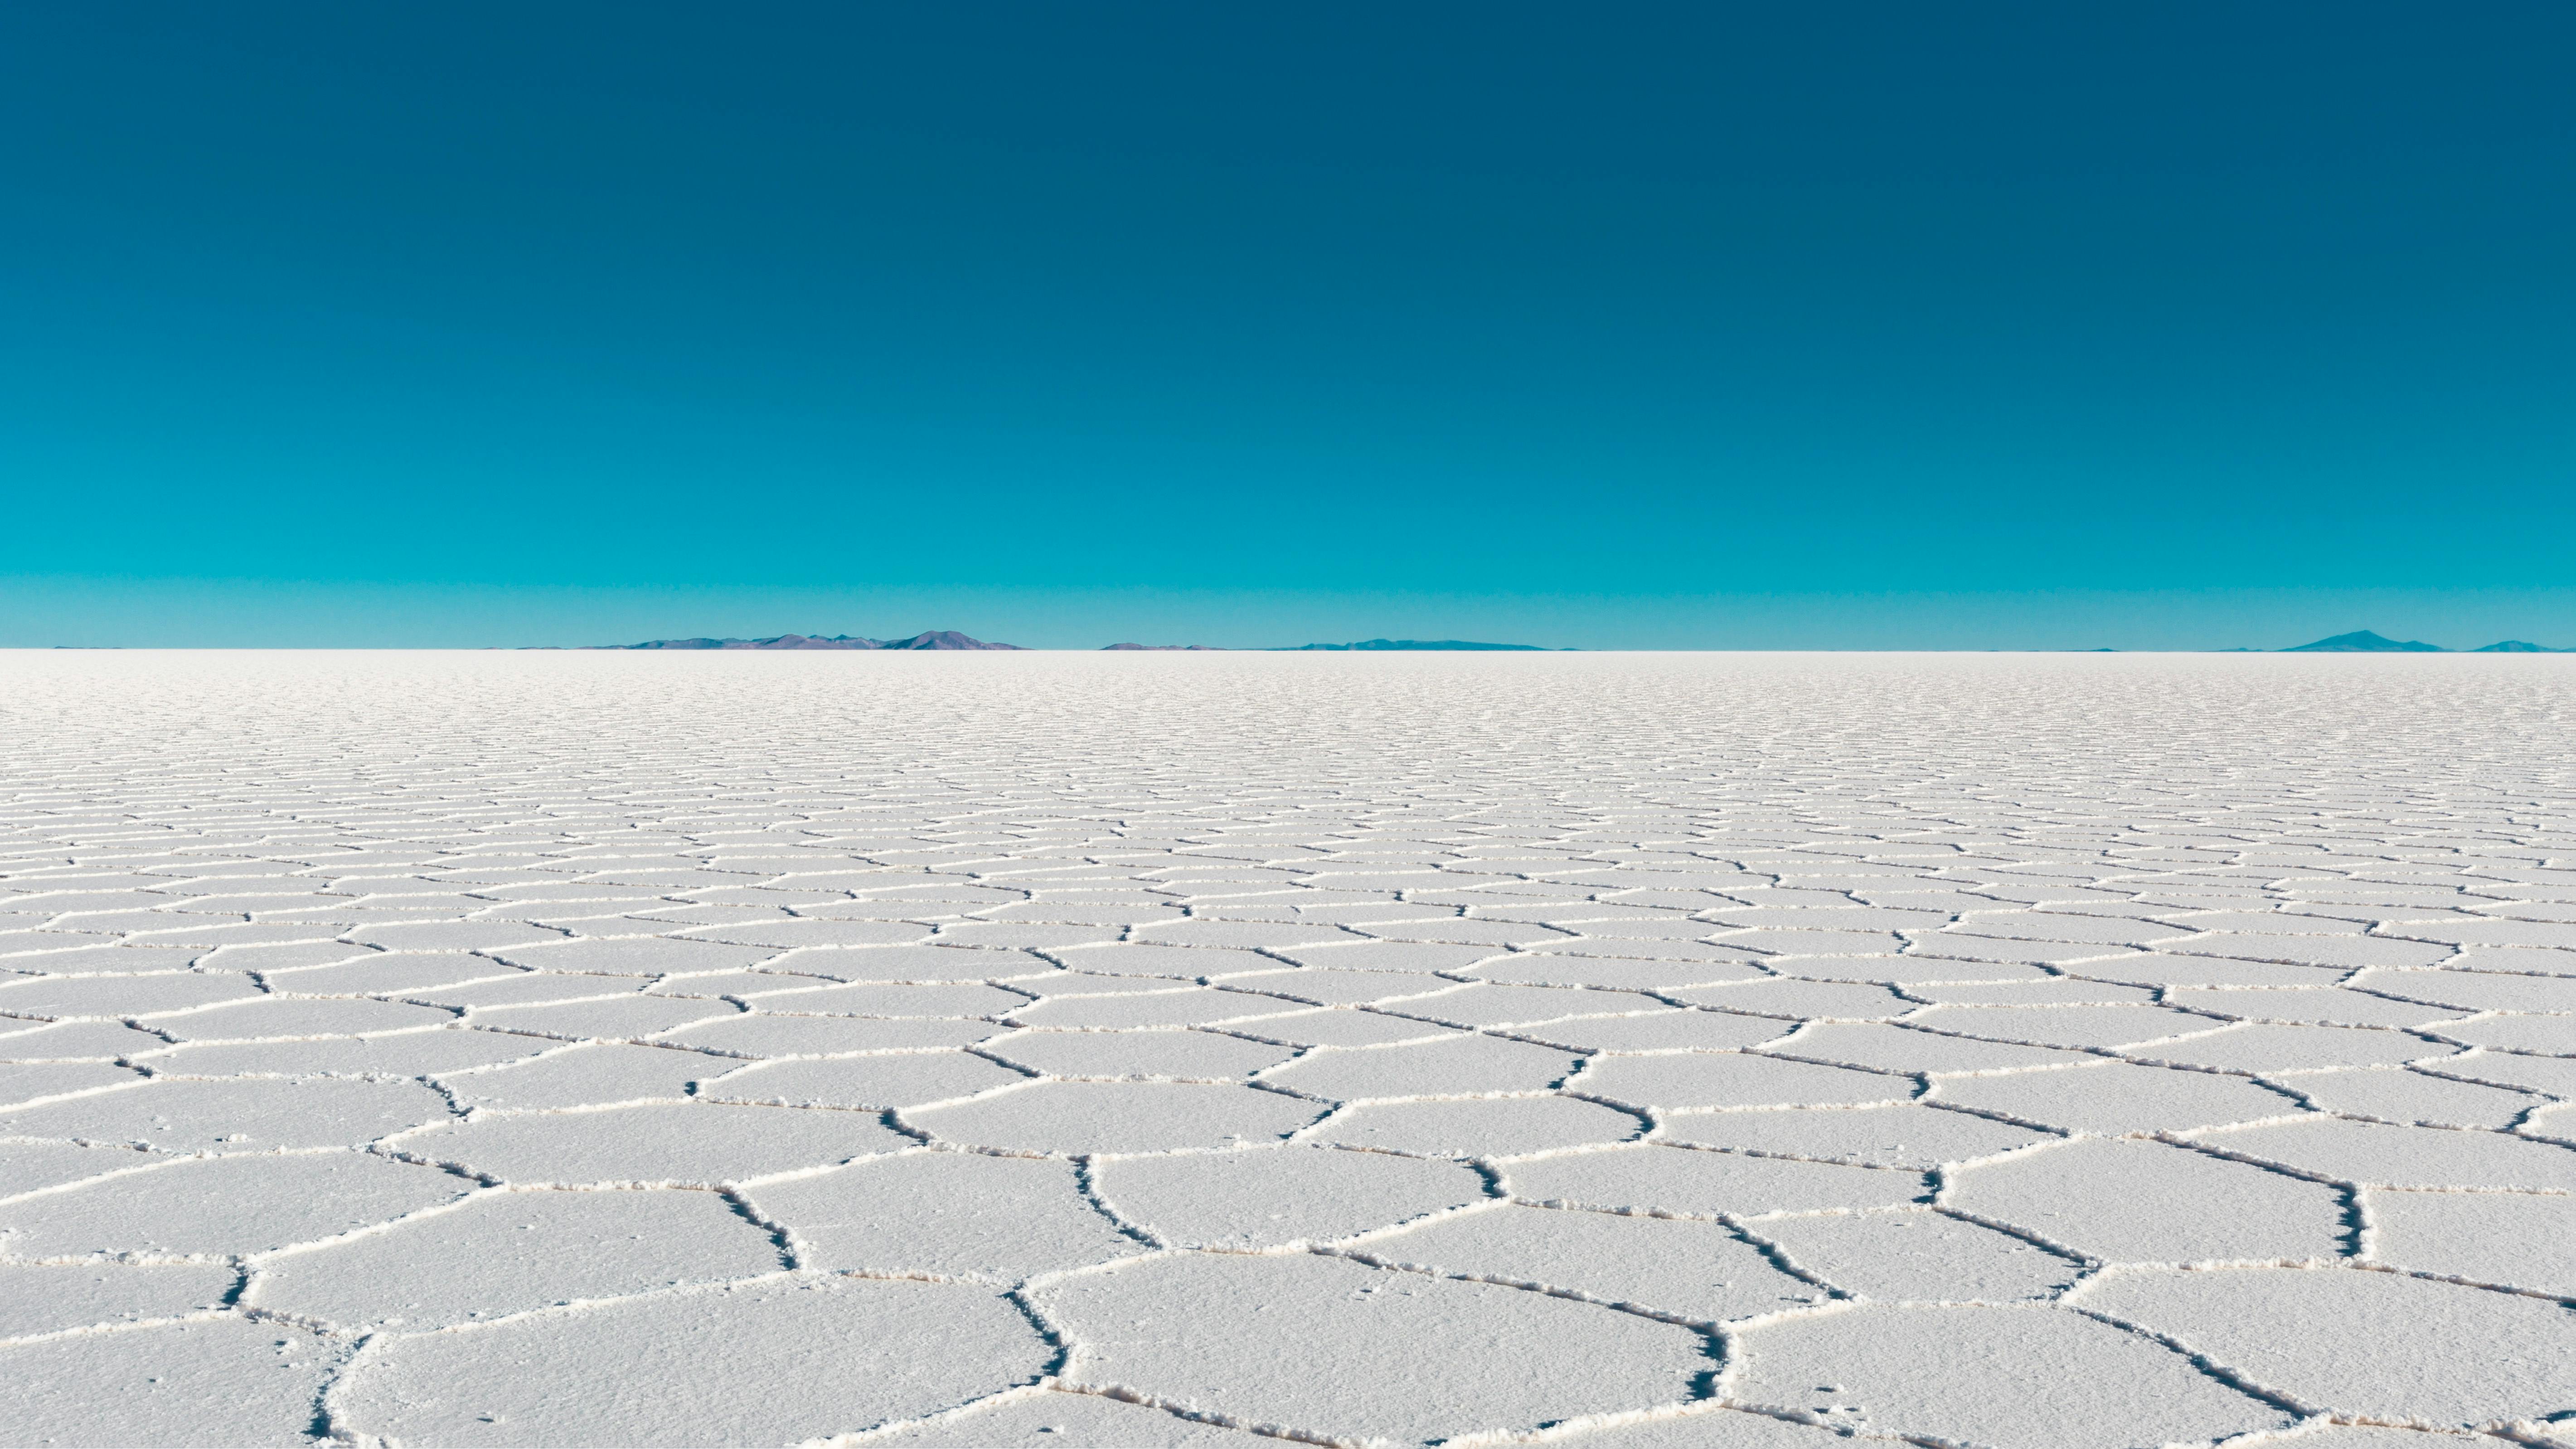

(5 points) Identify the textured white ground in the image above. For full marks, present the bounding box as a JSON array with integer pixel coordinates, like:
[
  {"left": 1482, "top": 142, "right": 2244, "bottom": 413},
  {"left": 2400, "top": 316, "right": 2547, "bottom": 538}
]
[{"left": 2, "top": 651, "right": 2572, "bottom": 1449}]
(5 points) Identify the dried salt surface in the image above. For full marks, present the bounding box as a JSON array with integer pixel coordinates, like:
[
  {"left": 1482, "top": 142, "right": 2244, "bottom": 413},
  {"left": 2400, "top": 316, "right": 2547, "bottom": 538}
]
[
  {"left": 388, "top": 1100, "right": 910, "bottom": 1185},
  {"left": 697, "top": 1051, "right": 1031, "bottom": 1109},
  {"left": 2193, "top": 1117, "right": 2576, "bottom": 1192},
  {"left": 857, "top": 1386, "right": 1279, "bottom": 1445},
  {"left": 1749, "top": 1207, "right": 2082, "bottom": 1302},
  {"left": 1503, "top": 1142, "right": 1926, "bottom": 1217},
  {"left": 745, "top": 1151, "right": 1139, "bottom": 1282},
  {"left": 328, "top": 1275, "right": 1046, "bottom": 1446},
  {"left": 2363, "top": 1188, "right": 2576, "bottom": 1297},
  {"left": 1577, "top": 1050, "right": 1911, "bottom": 1111},
  {"left": 1091, "top": 1144, "right": 1486, "bottom": 1249},
  {"left": 1304, "top": 1092, "right": 1646, "bottom": 1156},
  {"left": 981, "top": 1027, "right": 1293, "bottom": 1081},
  {"left": 0, "top": 1151, "right": 475, "bottom": 1258},
  {"left": 1, "top": 1317, "right": 349, "bottom": 1447},
  {"left": 138, "top": 1027, "right": 551, "bottom": 1080},
  {"left": 2, "top": 650, "right": 2574, "bottom": 1445},
  {"left": 905, "top": 1079, "right": 1325, "bottom": 1154},
  {"left": 243, "top": 1187, "right": 786, "bottom": 1328},
  {"left": 435, "top": 1041, "right": 736, "bottom": 1110},
  {"left": 1659, "top": 1101, "right": 2048, "bottom": 1168},
  {"left": 0, "top": 1260, "right": 239, "bottom": 1338},
  {"left": 2076, "top": 1267, "right": 2576, "bottom": 1433},
  {"left": 2274, "top": 1430, "right": 2511, "bottom": 1446},
  {"left": 1727, "top": 1302, "right": 2299, "bottom": 1445},
  {"left": 2277, "top": 1065, "right": 2542, "bottom": 1129},
  {"left": 1943, "top": 1137, "right": 2349, "bottom": 1265},
  {"left": 1928, "top": 1059, "right": 2305, "bottom": 1134},
  {"left": 0, "top": 1075, "right": 454, "bottom": 1153},
  {"left": 1035, "top": 1250, "right": 1712, "bottom": 1443},
  {"left": 1532, "top": 1405, "right": 1873, "bottom": 1446},
  {"left": 1352, "top": 1201, "right": 1817, "bottom": 1320}
]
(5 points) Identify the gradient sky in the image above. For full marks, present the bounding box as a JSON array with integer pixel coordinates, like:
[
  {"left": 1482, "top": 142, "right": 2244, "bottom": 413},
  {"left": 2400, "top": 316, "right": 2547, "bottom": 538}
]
[{"left": 4, "top": 3, "right": 2572, "bottom": 648}]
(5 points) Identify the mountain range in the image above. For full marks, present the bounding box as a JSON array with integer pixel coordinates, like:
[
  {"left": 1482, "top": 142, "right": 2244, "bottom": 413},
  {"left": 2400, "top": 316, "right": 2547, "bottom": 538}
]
[
  {"left": 573, "top": 629, "right": 2562, "bottom": 653},
  {"left": 2283, "top": 630, "right": 2567, "bottom": 653},
  {"left": 583, "top": 634, "right": 1560, "bottom": 651},
  {"left": 1280, "top": 639, "right": 1554, "bottom": 651},
  {"left": 594, "top": 632, "right": 1022, "bottom": 651}
]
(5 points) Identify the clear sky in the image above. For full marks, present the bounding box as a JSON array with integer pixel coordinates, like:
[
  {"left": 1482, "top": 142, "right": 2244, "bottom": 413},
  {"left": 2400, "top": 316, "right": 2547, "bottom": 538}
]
[{"left": 4, "top": 3, "right": 2571, "bottom": 649}]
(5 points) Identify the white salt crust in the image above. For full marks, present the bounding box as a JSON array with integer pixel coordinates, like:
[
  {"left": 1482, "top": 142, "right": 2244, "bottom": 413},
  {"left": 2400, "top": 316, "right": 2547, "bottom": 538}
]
[{"left": 0, "top": 649, "right": 2571, "bottom": 1446}]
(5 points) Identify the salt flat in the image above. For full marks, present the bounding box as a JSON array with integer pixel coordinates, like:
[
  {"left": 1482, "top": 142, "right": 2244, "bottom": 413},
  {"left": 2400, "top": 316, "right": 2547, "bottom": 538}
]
[{"left": 1, "top": 649, "right": 2571, "bottom": 1448}]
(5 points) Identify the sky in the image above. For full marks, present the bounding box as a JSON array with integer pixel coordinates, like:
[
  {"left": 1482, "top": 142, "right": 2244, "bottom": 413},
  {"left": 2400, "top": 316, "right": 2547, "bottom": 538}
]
[{"left": 3, "top": 2, "right": 2571, "bottom": 649}]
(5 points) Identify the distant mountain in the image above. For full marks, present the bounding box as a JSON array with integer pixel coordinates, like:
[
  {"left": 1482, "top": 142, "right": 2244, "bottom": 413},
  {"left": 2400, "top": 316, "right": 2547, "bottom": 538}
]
[
  {"left": 1282, "top": 639, "right": 1555, "bottom": 651},
  {"left": 1102, "top": 643, "right": 1223, "bottom": 650},
  {"left": 2281, "top": 630, "right": 2445, "bottom": 653},
  {"left": 592, "top": 631, "right": 1023, "bottom": 651},
  {"left": 2473, "top": 640, "right": 2567, "bottom": 653},
  {"left": 603, "top": 634, "right": 870, "bottom": 650},
  {"left": 887, "top": 631, "right": 1024, "bottom": 650}
]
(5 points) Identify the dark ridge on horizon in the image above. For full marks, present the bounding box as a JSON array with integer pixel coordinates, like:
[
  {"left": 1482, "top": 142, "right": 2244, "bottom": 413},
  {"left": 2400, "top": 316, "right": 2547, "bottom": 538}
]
[
  {"left": 589, "top": 635, "right": 1556, "bottom": 651},
  {"left": 584, "top": 631, "right": 1024, "bottom": 651},
  {"left": 2281, "top": 630, "right": 2567, "bottom": 653},
  {"left": 1277, "top": 639, "right": 1559, "bottom": 652},
  {"left": 521, "top": 630, "right": 2569, "bottom": 654},
  {"left": 2282, "top": 630, "right": 2445, "bottom": 653}
]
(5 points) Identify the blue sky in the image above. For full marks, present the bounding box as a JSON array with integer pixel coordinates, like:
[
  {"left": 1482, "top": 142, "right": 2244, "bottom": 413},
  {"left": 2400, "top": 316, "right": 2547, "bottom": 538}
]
[{"left": 4, "top": 3, "right": 2571, "bottom": 648}]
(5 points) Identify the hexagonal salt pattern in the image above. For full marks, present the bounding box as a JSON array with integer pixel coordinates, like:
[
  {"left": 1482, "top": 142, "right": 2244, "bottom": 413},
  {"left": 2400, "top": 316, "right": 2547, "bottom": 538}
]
[{"left": 1, "top": 649, "right": 2572, "bottom": 1446}]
